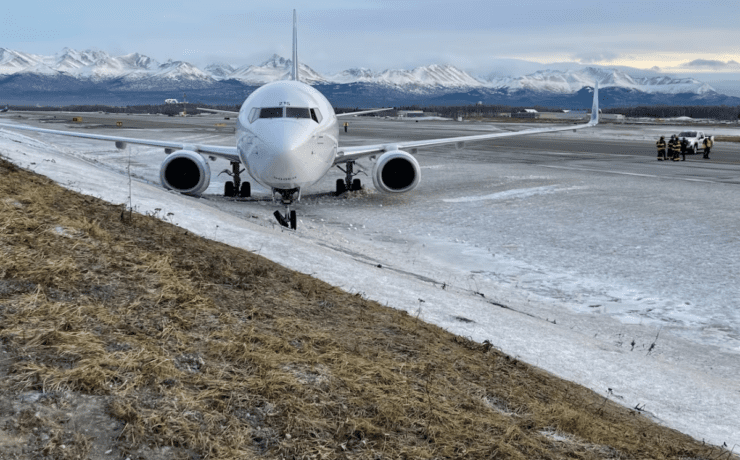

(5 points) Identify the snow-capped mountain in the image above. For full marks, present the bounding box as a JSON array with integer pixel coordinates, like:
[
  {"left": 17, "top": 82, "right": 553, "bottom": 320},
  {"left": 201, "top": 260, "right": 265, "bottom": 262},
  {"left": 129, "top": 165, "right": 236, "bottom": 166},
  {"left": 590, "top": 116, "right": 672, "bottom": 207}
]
[
  {"left": 204, "top": 63, "right": 236, "bottom": 80},
  {"left": 482, "top": 67, "right": 715, "bottom": 95},
  {"left": 53, "top": 49, "right": 161, "bottom": 80},
  {"left": 0, "top": 48, "right": 720, "bottom": 95},
  {"left": 0, "top": 49, "right": 56, "bottom": 75},
  {"left": 222, "top": 54, "right": 328, "bottom": 85},
  {"left": 54, "top": 48, "right": 111, "bottom": 73},
  {"left": 2, "top": 47, "right": 737, "bottom": 107},
  {"left": 328, "top": 64, "right": 483, "bottom": 88},
  {"left": 149, "top": 60, "right": 213, "bottom": 82}
]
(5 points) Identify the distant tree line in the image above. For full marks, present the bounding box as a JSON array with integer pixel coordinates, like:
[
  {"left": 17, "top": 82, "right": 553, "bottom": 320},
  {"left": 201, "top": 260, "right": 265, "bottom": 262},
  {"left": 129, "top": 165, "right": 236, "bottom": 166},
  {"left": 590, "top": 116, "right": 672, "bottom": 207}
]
[
  {"left": 8, "top": 103, "right": 740, "bottom": 121},
  {"left": 7, "top": 103, "right": 240, "bottom": 116},
  {"left": 396, "top": 104, "right": 570, "bottom": 119},
  {"left": 397, "top": 104, "right": 740, "bottom": 121},
  {"left": 601, "top": 105, "right": 740, "bottom": 121}
]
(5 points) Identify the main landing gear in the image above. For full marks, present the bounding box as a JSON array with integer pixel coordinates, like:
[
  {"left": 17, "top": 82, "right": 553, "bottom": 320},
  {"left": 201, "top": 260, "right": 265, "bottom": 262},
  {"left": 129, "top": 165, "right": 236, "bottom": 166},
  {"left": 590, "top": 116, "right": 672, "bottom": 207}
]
[
  {"left": 335, "top": 160, "right": 363, "bottom": 195},
  {"left": 273, "top": 188, "right": 298, "bottom": 230},
  {"left": 220, "top": 161, "right": 251, "bottom": 198}
]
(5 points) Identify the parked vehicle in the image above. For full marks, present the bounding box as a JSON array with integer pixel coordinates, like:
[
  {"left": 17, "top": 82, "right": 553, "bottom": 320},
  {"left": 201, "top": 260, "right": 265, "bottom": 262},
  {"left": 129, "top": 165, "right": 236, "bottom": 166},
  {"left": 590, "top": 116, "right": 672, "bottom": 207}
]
[{"left": 676, "top": 131, "right": 714, "bottom": 154}]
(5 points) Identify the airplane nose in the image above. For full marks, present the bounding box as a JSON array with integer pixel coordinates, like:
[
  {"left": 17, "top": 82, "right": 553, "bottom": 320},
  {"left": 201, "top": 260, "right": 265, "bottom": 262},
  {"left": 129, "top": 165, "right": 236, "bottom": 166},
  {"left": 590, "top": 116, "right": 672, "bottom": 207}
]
[
  {"left": 252, "top": 120, "right": 316, "bottom": 185},
  {"left": 262, "top": 120, "right": 311, "bottom": 154}
]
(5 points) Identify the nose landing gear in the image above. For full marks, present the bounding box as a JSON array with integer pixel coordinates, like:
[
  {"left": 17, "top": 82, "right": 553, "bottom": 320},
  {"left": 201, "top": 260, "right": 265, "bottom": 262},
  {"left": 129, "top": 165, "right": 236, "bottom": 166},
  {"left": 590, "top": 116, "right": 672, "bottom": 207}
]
[
  {"left": 274, "top": 208, "right": 297, "bottom": 230},
  {"left": 273, "top": 188, "right": 299, "bottom": 230}
]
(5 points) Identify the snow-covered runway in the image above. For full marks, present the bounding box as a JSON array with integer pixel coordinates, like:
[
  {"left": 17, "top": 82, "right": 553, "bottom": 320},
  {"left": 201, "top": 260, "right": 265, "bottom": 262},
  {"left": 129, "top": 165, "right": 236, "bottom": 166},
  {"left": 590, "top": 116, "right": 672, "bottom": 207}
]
[{"left": 1, "top": 115, "right": 738, "bottom": 448}]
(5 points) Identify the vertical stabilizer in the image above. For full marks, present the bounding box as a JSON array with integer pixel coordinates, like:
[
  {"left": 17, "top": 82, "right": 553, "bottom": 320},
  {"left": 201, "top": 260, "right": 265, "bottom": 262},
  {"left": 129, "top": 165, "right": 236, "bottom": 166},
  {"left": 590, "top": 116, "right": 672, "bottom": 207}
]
[
  {"left": 590, "top": 80, "right": 599, "bottom": 125},
  {"left": 292, "top": 10, "right": 298, "bottom": 81}
]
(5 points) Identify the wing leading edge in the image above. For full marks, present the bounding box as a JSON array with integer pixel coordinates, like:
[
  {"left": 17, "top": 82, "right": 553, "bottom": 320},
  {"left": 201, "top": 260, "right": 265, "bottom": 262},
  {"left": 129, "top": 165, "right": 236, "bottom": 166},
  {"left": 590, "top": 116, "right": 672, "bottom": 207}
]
[
  {"left": 197, "top": 108, "right": 239, "bottom": 115},
  {"left": 0, "top": 121, "right": 239, "bottom": 162},
  {"left": 335, "top": 81, "right": 599, "bottom": 164},
  {"left": 336, "top": 108, "right": 393, "bottom": 118}
]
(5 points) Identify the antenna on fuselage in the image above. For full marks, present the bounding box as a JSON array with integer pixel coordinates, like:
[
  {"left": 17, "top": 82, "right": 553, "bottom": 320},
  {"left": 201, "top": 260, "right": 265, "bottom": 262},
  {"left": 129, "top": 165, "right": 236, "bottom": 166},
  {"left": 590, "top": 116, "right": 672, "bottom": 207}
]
[{"left": 291, "top": 9, "right": 298, "bottom": 81}]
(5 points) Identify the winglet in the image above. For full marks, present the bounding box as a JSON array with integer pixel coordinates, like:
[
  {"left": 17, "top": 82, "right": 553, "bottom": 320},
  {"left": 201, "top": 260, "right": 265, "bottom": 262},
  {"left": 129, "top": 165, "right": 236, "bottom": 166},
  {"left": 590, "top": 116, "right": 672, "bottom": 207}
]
[
  {"left": 291, "top": 10, "right": 298, "bottom": 81},
  {"left": 590, "top": 80, "right": 599, "bottom": 125}
]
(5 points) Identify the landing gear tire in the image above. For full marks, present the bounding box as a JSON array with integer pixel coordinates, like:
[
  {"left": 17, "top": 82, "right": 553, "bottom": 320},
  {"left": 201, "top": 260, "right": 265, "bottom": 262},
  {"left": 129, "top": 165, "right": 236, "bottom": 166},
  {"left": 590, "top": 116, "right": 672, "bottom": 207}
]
[
  {"left": 239, "top": 182, "right": 251, "bottom": 198},
  {"left": 352, "top": 178, "right": 362, "bottom": 191},
  {"left": 225, "top": 181, "right": 235, "bottom": 197},
  {"left": 273, "top": 209, "right": 298, "bottom": 230},
  {"left": 336, "top": 179, "right": 346, "bottom": 195},
  {"left": 274, "top": 210, "right": 288, "bottom": 228}
]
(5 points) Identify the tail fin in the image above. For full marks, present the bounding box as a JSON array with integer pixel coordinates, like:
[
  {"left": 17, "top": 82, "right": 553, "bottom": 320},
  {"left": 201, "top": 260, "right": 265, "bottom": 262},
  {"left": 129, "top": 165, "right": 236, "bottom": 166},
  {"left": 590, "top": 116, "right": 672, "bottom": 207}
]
[
  {"left": 589, "top": 80, "right": 599, "bottom": 125},
  {"left": 291, "top": 10, "right": 298, "bottom": 81}
]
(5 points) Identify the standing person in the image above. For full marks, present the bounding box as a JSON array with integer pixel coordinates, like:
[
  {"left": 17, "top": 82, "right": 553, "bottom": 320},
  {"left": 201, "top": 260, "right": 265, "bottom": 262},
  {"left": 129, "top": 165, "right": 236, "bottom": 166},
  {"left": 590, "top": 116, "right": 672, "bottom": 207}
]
[
  {"left": 680, "top": 137, "right": 688, "bottom": 161},
  {"left": 669, "top": 135, "right": 680, "bottom": 161},
  {"left": 656, "top": 136, "right": 667, "bottom": 160},
  {"left": 703, "top": 137, "right": 713, "bottom": 159}
]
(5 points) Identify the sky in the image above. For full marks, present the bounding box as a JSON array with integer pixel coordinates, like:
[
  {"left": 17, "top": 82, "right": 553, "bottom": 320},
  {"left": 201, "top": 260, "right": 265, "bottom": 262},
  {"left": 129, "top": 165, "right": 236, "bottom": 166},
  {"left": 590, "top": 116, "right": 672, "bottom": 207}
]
[{"left": 3, "top": 0, "right": 740, "bottom": 80}]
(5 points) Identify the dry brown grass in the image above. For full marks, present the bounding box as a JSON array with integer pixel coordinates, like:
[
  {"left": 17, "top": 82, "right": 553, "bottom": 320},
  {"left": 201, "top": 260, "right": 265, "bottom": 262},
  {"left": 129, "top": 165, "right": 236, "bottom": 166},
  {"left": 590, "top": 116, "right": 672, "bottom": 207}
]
[
  {"left": 713, "top": 135, "right": 740, "bottom": 143},
  {"left": 466, "top": 116, "right": 579, "bottom": 124},
  {"left": 0, "top": 156, "right": 730, "bottom": 459}
]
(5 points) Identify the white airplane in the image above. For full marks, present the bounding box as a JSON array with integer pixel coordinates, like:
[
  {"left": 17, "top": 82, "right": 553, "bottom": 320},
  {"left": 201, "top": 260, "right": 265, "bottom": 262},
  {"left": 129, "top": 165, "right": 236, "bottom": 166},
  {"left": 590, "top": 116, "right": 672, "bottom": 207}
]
[{"left": 0, "top": 10, "right": 599, "bottom": 230}]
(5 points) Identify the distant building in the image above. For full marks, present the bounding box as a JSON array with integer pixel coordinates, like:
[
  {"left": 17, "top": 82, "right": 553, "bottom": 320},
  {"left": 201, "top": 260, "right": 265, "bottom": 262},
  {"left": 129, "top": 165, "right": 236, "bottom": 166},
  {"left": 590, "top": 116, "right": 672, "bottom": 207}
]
[
  {"left": 512, "top": 112, "right": 539, "bottom": 119},
  {"left": 165, "top": 99, "right": 179, "bottom": 104},
  {"left": 600, "top": 113, "right": 625, "bottom": 122},
  {"left": 398, "top": 110, "right": 438, "bottom": 118},
  {"left": 523, "top": 109, "right": 538, "bottom": 113}
]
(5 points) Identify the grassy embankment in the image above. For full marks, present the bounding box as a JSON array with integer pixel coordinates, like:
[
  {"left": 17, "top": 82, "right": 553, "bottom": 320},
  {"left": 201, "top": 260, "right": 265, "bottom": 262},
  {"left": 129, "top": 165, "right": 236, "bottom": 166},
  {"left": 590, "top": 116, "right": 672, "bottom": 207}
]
[{"left": 0, "top": 156, "right": 726, "bottom": 459}]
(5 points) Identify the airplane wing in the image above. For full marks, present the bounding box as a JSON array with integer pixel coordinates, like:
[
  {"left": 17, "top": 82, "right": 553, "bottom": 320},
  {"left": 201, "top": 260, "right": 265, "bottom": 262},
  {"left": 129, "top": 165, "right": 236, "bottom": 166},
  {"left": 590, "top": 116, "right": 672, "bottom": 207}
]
[
  {"left": 335, "top": 83, "right": 599, "bottom": 164},
  {"left": 336, "top": 108, "right": 393, "bottom": 118},
  {"left": 0, "top": 121, "right": 239, "bottom": 162},
  {"left": 197, "top": 108, "right": 239, "bottom": 115},
  {"left": 197, "top": 107, "right": 393, "bottom": 118}
]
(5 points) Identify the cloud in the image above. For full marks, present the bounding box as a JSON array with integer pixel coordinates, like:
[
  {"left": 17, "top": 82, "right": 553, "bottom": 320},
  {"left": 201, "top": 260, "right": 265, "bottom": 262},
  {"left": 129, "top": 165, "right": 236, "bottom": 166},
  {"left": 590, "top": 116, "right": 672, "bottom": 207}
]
[
  {"left": 681, "top": 59, "right": 740, "bottom": 70},
  {"left": 573, "top": 51, "right": 620, "bottom": 64}
]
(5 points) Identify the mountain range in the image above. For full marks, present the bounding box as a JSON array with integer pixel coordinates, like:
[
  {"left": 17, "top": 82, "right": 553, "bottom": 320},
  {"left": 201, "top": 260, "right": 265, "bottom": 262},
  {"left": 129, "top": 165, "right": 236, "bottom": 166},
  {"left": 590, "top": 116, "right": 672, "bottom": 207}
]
[{"left": 2, "top": 48, "right": 739, "bottom": 107}]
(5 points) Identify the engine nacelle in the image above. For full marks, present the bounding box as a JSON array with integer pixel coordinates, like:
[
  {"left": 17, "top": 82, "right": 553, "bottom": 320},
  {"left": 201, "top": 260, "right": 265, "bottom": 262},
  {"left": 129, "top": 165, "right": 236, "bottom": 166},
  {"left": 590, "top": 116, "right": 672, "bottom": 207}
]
[
  {"left": 159, "top": 150, "right": 211, "bottom": 196},
  {"left": 371, "top": 150, "right": 421, "bottom": 194}
]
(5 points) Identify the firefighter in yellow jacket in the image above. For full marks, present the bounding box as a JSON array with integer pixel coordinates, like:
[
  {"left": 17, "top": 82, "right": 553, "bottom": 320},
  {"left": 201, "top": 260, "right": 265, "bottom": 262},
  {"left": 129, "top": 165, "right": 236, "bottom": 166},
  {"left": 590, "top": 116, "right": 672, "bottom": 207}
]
[
  {"left": 703, "top": 137, "right": 713, "bottom": 159},
  {"left": 656, "top": 136, "right": 667, "bottom": 160},
  {"left": 669, "top": 135, "right": 681, "bottom": 161}
]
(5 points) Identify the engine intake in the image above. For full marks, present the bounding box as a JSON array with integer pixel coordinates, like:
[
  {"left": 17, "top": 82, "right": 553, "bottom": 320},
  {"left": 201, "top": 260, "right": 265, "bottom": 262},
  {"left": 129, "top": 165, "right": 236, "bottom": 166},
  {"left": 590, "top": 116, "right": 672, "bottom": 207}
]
[
  {"left": 159, "top": 150, "right": 211, "bottom": 196},
  {"left": 371, "top": 150, "right": 421, "bottom": 194}
]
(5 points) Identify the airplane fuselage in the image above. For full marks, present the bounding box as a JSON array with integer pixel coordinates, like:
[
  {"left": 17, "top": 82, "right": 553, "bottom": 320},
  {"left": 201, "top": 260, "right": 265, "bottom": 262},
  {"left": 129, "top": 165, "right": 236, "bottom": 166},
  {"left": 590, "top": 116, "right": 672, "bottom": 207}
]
[{"left": 236, "top": 80, "right": 339, "bottom": 193}]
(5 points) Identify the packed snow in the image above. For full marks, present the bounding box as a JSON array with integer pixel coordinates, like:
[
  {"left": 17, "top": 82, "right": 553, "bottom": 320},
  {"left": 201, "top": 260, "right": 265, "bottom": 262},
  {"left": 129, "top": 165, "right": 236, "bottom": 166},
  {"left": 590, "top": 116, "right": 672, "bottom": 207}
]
[{"left": 0, "top": 120, "right": 738, "bottom": 450}]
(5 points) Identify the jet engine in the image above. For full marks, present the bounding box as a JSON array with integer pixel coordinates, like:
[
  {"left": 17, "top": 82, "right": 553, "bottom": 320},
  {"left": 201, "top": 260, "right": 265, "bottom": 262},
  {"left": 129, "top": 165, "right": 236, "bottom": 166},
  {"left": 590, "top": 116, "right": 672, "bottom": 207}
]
[
  {"left": 159, "top": 150, "right": 211, "bottom": 196},
  {"left": 371, "top": 150, "right": 421, "bottom": 194}
]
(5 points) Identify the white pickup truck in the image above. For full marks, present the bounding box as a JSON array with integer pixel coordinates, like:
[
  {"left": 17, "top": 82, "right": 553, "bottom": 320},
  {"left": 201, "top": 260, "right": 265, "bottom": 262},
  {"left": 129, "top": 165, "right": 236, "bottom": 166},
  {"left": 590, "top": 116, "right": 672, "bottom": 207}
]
[{"left": 676, "top": 131, "right": 714, "bottom": 154}]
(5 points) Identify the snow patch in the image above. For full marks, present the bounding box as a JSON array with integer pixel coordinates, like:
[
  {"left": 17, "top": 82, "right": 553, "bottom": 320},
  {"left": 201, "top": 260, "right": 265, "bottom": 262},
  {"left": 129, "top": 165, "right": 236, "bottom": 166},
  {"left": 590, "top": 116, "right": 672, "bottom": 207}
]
[{"left": 443, "top": 185, "right": 585, "bottom": 203}]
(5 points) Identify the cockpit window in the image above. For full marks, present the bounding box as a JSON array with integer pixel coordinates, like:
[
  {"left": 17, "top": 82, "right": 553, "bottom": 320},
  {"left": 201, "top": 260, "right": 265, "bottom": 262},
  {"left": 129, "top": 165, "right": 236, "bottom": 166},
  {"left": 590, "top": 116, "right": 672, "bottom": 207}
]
[
  {"left": 248, "top": 107, "right": 259, "bottom": 123},
  {"left": 310, "top": 108, "right": 322, "bottom": 123},
  {"left": 260, "top": 107, "right": 283, "bottom": 118},
  {"left": 286, "top": 107, "right": 311, "bottom": 119}
]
